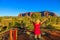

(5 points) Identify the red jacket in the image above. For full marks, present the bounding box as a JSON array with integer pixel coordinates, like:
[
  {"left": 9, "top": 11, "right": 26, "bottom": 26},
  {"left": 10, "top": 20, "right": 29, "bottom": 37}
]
[{"left": 33, "top": 22, "right": 41, "bottom": 35}]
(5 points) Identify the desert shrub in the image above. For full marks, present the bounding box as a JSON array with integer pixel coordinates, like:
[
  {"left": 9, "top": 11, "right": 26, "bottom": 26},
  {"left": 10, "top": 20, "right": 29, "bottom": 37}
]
[{"left": 44, "top": 24, "right": 55, "bottom": 29}]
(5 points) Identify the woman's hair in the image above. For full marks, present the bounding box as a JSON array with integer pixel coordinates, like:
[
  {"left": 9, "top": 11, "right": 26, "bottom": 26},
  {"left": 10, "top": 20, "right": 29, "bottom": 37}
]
[{"left": 36, "top": 19, "right": 40, "bottom": 23}]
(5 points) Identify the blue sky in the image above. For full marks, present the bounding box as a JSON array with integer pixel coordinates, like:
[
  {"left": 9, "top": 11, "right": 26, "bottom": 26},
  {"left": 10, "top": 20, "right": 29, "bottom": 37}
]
[{"left": 0, "top": 0, "right": 60, "bottom": 16}]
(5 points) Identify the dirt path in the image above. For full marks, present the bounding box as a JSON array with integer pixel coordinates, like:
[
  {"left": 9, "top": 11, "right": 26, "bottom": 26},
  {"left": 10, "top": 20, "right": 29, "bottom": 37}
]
[
  {"left": 17, "top": 29, "right": 60, "bottom": 40},
  {"left": 0, "top": 29, "right": 60, "bottom": 40},
  {"left": 42, "top": 29, "right": 60, "bottom": 40}
]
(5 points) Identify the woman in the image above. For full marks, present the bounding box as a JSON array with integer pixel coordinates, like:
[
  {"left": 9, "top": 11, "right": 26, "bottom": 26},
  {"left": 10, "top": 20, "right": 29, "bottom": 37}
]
[{"left": 28, "top": 16, "right": 50, "bottom": 40}]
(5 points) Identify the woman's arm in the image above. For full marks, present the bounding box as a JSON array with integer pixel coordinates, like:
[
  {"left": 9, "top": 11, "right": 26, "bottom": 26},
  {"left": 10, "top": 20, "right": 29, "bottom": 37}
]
[
  {"left": 41, "top": 16, "right": 50, "bottom": 24},
  {"left": 41, "top": 18, "right": 48, "bottom": 24}
]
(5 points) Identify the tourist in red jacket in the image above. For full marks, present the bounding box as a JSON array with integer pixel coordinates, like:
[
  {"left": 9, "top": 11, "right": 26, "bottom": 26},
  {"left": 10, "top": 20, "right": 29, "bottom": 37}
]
[{"left": 28, "top": 16, "right": 50, "bottom": 40}]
